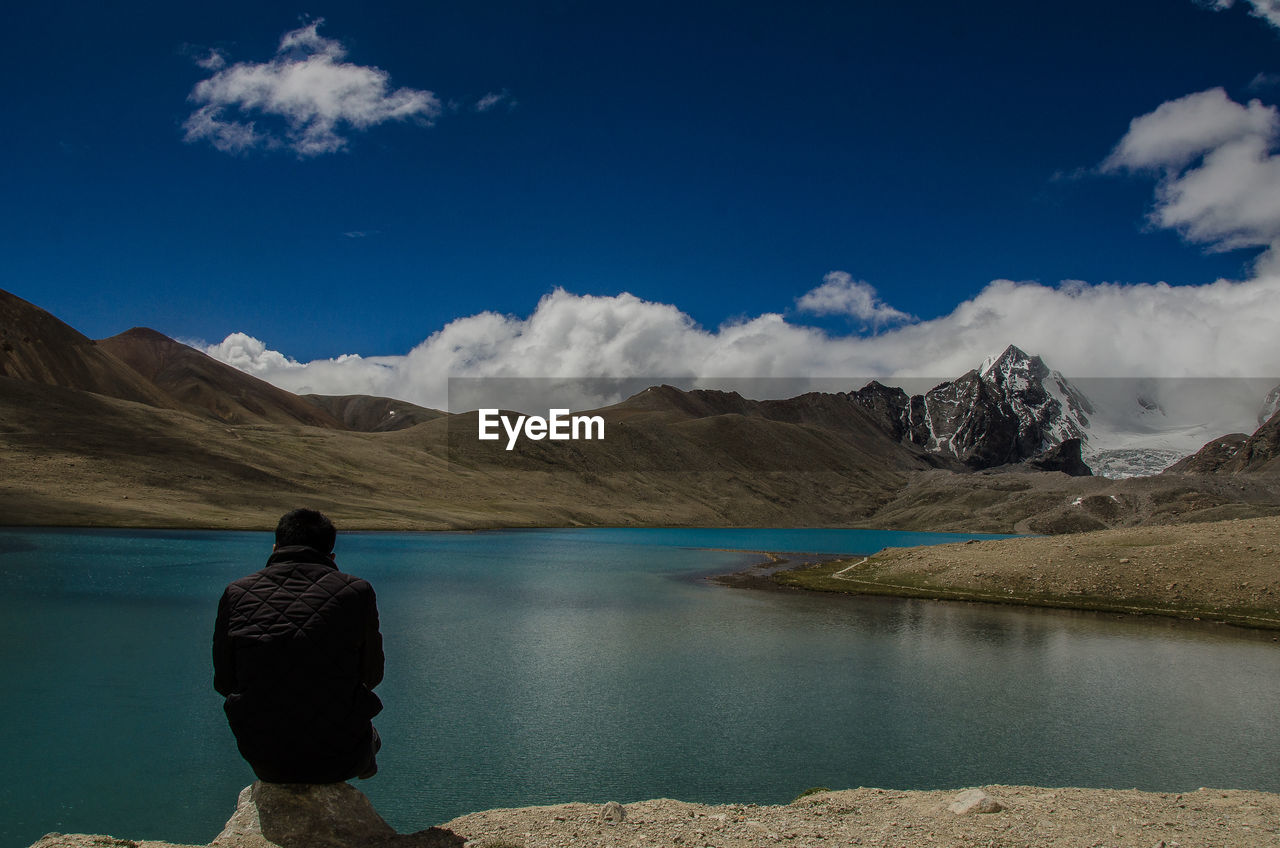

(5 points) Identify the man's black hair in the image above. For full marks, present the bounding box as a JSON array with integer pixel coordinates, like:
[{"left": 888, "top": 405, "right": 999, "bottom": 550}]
[{"left": 275, "top": 508, "right": 337, "bottom": 553}]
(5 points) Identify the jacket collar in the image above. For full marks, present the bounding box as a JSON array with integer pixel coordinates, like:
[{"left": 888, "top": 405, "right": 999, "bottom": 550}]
[{"left": 266, "top": 545, "right": 336, "bottom": 569}]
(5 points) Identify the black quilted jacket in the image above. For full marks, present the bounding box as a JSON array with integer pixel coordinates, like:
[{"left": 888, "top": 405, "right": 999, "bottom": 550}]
[{"left": 213, "top": 545, "right": 384, "bottom": 783}]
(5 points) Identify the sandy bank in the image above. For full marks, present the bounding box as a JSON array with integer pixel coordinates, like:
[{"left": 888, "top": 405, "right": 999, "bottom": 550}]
[{"left": 762, "top": 515, "right": 1280, "bottom": 630}]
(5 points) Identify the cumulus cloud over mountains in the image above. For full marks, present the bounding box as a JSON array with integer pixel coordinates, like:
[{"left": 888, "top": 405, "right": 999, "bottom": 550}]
[{"left": 206, "top": 273, "right": 1280, "bottom": 412}]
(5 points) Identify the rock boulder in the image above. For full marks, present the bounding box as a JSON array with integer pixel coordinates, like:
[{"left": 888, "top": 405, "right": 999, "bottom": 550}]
[
  {"left": 947, "top": 788, "right": 1004, "bottom": 815},
  {"left": 598, "top": 801, "right": 627, "bottom": 824},
  {"left": 211, "top": 782, "right": 462, "bottom": 848}
]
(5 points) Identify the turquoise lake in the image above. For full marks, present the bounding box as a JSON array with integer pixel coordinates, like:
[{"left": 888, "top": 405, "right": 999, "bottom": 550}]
[{"left": 1, "top": 526, "right": 1278, "bottom": 848}]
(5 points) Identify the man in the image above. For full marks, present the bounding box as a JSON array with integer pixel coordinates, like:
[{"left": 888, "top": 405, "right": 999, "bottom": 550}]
[{"left": 213, "top": 508, "right": 384, "bottom": 783}]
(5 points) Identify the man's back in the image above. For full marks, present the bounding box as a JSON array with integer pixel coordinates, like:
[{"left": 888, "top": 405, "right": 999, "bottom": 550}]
[{"left": 214, "top": 516, "right": 384, "bottom": 784}]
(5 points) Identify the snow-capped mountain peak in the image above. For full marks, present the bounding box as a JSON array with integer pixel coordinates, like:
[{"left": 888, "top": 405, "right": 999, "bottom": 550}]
[
  {"left": 976, "top": 344, "right": 1093, "bottom": 445},
  {"left": 979, "top": 344, "right": 1038, "bottom": 383},
  {"left": 856, "top": 346, "right": 1275, "bottom": 478},
  {"left": 854, "top": 345, "right": 1092, "bottom": 471}
]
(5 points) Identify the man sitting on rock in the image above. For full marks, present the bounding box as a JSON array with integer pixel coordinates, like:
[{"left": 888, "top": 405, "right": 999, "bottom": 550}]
[{"left": 214, "top": 508, "right": 385, "bottom": 783}]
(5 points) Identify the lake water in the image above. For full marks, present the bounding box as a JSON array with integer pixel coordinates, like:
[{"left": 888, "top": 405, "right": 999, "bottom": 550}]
[{"left": 1, "top": 527, "right": 1278, "bottom": 848}]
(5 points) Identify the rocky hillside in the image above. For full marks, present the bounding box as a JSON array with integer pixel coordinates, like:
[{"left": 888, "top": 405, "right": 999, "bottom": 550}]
[
  {"left": 849, "top": 345, "right": 1280, "bottom": 479},
  {"left": 1169, "top": 408, "right": 1280, "bottom": 474},
  {"left": 852, "top": 345, "right": 1092, "bottom": 471}
]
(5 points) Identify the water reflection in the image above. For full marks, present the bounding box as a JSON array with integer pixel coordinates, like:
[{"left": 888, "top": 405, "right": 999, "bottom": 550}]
[{"left": 0, "top": 527, "right": 1276, "bottom": 848}]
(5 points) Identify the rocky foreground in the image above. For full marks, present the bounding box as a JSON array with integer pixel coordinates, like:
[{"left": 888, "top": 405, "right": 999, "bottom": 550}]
[{"left": 28, "top": 781, "right": 1280, "bottom": 848}]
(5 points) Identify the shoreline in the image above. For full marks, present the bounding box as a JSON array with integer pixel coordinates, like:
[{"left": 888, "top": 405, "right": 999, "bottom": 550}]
[
  {"left": 719, "top": 518, "right": 1280, "bottom": 633},
  {"left": 8, "top": 520, "right": 1280, "bottom": 632},
  {"left": 746, "top": 561, "right": 1280, "bottom": 636}
]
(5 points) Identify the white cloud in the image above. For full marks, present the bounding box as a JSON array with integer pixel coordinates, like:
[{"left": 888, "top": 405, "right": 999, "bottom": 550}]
[
  {"left": 1103, "top": 88, "right": 1280, "bottom": 256},
  {"left": 183, "top": 105, "right": 266, "bottom": 155},
  {"left": 795, "top": 271, "right": 914, "bottom": 328},
  {"left": 183, "top": 20, "right": 441, "bottom": 157},
  {"left": 474, "top": 90, "right": 512, "bottom": 113},
  {"left": 1152, "top": 133, "right": 1280, "bottom": 251},
  {"left": 205, "top": 332, "right": 304, "bottom": 375},
  {"left": 1203, "top": 0, "right": 1280, "bottom": 30},
  {"left": 194, "top": 48, "right": 227, "bottom": 72},
  {"left": 1255, "top": 0, "right": 1280, "bottom": 28},
  {"left": 205, "top": 275, "right": 1280, "bottom": 413},
  {"left": 1101, "top": 88, "right": 1277, "bottom": 173}
]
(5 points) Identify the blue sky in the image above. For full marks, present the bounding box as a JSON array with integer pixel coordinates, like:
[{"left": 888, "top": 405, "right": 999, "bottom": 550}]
[{"left": 6, "top": 1, "right": 1280, "bottom": 402}]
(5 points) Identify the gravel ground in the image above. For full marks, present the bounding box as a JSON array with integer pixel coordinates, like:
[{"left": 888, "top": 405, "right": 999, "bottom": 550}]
[
  {"left": 28, "top": 785, "right": 1280, "bottom": 848},
  {"left": 444, "top": 785, "right": 1280, "bottom": 848}
]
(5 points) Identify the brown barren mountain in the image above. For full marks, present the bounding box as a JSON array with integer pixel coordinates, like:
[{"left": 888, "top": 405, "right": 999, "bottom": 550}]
[
  {"left": 0, "top": 289, "right": 180, "bottom": 410},
  {"left": 97, "top": 327, "right": 345, "bottom": 428},
  {"left": 1168, "top": 433, "right": 1253, "bottom": 473},
  {"left": 3, "top": 286, "right": 1280, "bottom": 535},
  {"left": 443, "top": 385, "right": 939, "bottom": 475},
  {"left": 1169, "top": 408, "right": 1280, "bottom": 474},
  {"left": 0, "top": 290, "right": 927, "bottom": 527},
  {"left": 0, "top": 371, "right": 926, "bottom": 529},
  {"left": 302, "top": 393, "right": 444, "bottom": 432},
  {"left": 1232, "top": 409, "right": 1280, "bottom": 472}
]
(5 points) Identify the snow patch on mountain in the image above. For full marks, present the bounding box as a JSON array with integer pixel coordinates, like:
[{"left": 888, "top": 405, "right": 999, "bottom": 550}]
[
  {"left": 1260, "top": 384, "right": 1280, "bottom": 427},
  {"left": 1077, "top": 377, "right": 1275, "bottom": 476}
]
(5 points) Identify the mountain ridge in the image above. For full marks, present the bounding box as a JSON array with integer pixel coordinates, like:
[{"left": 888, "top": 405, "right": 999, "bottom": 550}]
[
  {"left": 1169, "top": 408, "right": 1280, "bottom": 474},
  {"left": 0, "top": 289, "right": 183, "bottom": 411},
  {"left": 3, "top": 287, "right": 1280, "bottom": 532},
  {"left": 98, "top": 327, "right": 347, "bottom": 428}
]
